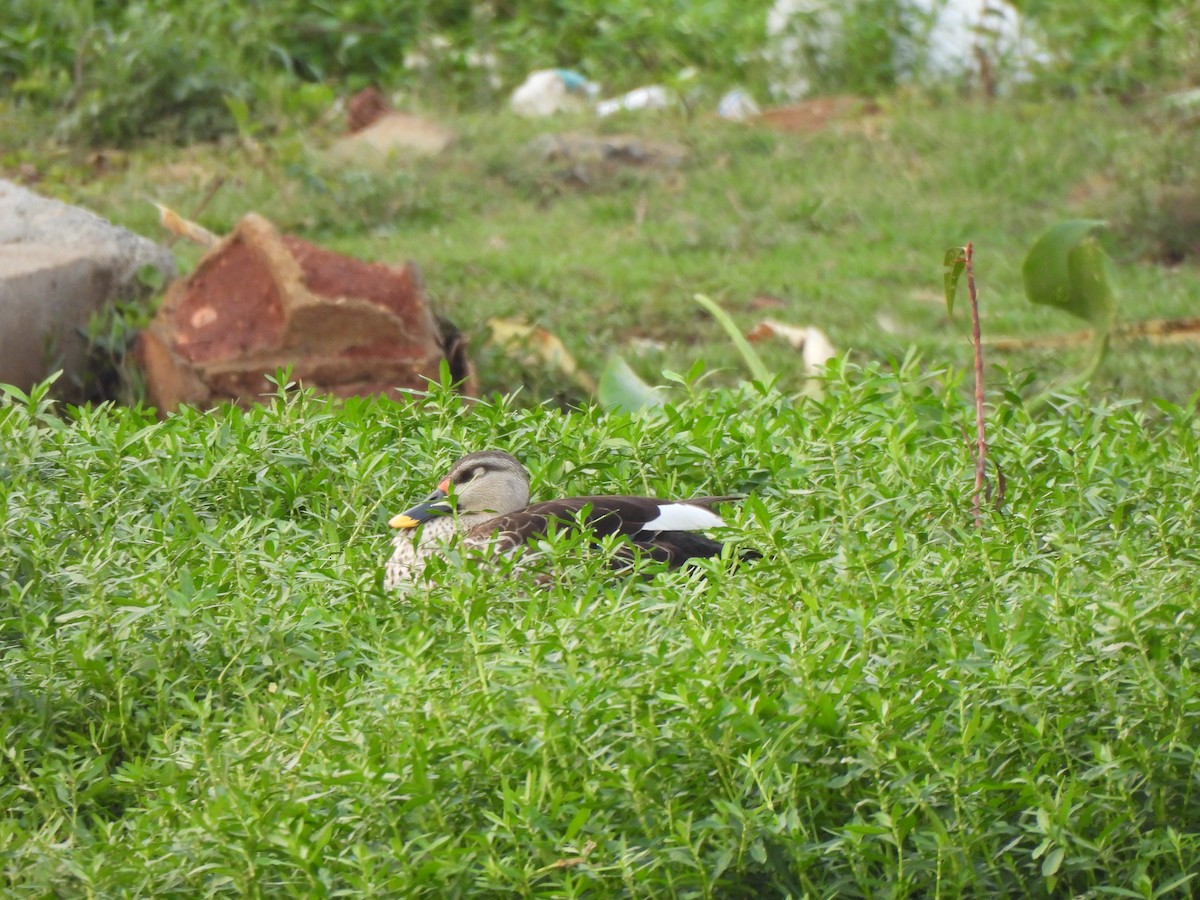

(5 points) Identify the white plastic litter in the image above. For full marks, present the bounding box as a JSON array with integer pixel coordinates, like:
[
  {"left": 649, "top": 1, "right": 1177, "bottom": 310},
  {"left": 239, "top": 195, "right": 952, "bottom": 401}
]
[
  {"left": 717, "top": 89, "right": 762, "bottom": 121},
  {"left": 595, "top": 85, "right": 674, "bottom": 117},
  {"left": 510, "top": 69, "right": 599, "bottom": 117}
]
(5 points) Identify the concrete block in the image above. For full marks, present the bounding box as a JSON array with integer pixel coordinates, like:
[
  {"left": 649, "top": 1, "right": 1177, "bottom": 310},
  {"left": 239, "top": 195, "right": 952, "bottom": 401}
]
[{"left": 0, "top": 179, "right": 176, "bottom": 400}]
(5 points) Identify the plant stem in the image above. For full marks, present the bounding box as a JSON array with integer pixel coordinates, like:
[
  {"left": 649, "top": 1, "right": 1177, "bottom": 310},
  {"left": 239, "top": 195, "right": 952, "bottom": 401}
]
[{"left": 966, "top": 242, "right": 986, "bottom": 527}]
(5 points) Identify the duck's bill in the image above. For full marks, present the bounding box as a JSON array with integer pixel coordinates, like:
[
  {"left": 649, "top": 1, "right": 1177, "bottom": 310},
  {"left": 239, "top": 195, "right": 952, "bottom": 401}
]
[{"left": 389, "top": 489, "right": 452, "bottom": 529}]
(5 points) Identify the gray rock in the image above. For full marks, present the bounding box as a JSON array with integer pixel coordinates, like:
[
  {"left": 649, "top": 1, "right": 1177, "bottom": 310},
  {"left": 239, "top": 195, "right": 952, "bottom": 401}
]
[{"left": 0, "top": 179, "right": 176, "bottom": 401}]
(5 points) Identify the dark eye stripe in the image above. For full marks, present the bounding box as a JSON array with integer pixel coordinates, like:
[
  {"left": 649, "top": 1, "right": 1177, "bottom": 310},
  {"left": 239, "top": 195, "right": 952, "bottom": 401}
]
[{"left": 453, "top": 465, "right": 487, "bottom": 485}]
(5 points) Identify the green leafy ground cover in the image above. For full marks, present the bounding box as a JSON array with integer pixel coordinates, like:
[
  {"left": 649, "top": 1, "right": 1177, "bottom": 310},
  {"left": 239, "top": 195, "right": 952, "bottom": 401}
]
[
  {"left": 2, "top": 367, "right": 1199, "bottom": 895},
  {"left": 3, "top": 4, "right": 1200, "bottom": 894}
]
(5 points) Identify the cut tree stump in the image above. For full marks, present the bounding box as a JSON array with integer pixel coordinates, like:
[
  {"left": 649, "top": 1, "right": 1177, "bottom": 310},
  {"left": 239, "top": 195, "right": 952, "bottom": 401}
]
[{"left": 137, "top": 213, "right": 471, "bottom": 413}]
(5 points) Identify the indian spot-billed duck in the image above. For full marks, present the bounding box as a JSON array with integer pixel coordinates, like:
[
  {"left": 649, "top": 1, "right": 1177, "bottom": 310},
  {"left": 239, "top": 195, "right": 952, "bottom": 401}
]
[{"left": 384, "top": 449, "right": 756, "bottom": 588}]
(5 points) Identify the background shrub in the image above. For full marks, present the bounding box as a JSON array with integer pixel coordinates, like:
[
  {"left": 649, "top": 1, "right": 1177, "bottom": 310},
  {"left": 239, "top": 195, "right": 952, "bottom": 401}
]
[{"left": 2, "top": 0, "right": 1196, "bottom": 147}]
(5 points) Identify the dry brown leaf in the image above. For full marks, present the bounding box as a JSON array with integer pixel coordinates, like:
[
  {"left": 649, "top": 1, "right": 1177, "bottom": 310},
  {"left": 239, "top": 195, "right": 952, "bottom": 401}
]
[
  {"left": 627, "top": 336, "right": 667, "bottom": 355},
  {"left": 548, "top": 840, "right": 597, "bottom": 869},
  {"left": 749, "top": 293, "right": 787, "bottom": 311},
  {"left": 986, "top": 316, "right": 1200, "bottom": 350},
  {"left": 488, "top": 318, "right": 598, "bottom": 392},
  {"left": 746, "top": 319, "right": 837, "bottom": 375},
  {"left": 747, "top": 319, "right": 806, "bottom": 348}
]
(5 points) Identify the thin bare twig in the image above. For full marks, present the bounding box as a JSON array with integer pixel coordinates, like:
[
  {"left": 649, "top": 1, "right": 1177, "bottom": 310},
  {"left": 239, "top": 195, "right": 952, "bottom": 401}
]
[
  {"left": 984, "top": 315, "right": 1200, "bottom": 350},
  {"left": 161, "top": 175, "right": 226, "bottom": 248},
  {"left": 965, "top": 242, "right": 987, "bottom": 527}
]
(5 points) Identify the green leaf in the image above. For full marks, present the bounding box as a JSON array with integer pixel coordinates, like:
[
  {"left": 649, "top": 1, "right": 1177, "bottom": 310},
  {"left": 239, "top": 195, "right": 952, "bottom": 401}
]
[
  {"left": 597, "top": 355, "right": 666, "bottom": 413},
  {"left": 1041, "top": 845, "right": 1065, "bottom": 877},
  {"left": 1065, "top": 238, "right": 1118, "bottom": 333},
  {"left": 943, "top": 247, "right": 966, "bottom": 316},
  {"left": 563, "top": 806, "right": 591, "bottom": 842},
  {"left": 1154, "top": 873, "right": 1197, "bottom": 898},
  {"left": 1022, "top": 220, "right": 1117, "bottom": 330},
  {"left": 694, "top": 293, "right": 772, "bottom": 384},
  {"left": 223, "top": 93, "right": 252, "bottom": 136},
  {"left": 1021, "top": 221, "right": 1119, "bottom": 410}
]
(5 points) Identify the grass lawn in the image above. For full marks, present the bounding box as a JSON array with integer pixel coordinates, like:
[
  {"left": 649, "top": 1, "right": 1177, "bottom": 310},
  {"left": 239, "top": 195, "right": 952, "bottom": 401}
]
[
  {"left": 2, "top": 93, "right": 1200, "bottom": 895},
  {"left": 14, "top": 92, "right": 1200, "bottom": 405}
]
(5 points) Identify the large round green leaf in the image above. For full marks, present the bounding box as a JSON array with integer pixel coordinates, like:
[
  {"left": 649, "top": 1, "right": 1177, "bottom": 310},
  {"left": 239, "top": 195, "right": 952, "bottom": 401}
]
[{"left": 1022, "top": 220, "right": 1118, "bottom": 331}]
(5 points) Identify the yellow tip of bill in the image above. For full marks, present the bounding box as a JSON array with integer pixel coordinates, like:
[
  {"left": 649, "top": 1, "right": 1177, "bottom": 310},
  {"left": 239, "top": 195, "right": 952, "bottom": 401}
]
[{"left": 389, "top": 513, "right": 421, "bottom": 529}]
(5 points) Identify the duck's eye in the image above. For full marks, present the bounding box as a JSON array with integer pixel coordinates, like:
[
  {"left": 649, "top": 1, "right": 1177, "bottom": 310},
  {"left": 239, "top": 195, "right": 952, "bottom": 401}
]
[{"left": 455, "top": 466, "right": 486, "bottom": 485}]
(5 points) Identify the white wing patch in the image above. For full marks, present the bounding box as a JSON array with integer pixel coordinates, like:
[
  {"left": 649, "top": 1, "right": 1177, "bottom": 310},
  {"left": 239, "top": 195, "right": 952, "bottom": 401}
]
[{"left": 641, "top": 503, "right": 726, "bottom": 532}]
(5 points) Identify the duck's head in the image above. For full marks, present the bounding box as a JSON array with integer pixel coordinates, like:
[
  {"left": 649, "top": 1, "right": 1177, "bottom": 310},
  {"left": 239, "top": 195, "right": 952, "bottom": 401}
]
[{"left": 389, "top": 450, "right": 531, "bottom": 529}]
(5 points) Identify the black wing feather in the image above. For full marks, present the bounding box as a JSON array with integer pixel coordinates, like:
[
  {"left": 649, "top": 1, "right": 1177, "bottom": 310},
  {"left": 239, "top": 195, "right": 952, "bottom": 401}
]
[{"left": 480, "top": 496, "right": 738, "bottom": 538}]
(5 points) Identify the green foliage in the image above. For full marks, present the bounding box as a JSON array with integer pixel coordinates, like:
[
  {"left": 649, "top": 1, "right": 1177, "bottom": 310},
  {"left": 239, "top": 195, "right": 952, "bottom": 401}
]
[
  {"left": 2, "top": 1, "right": 1196, "bottom": 147},
  {"left": 3, "top": 368, "right": 1200, "bottom": 894},
  {"left": 0, "top": 0, "right": 80, "bottom": 96},
  {"left": 597, "top": 355, "right": 665, "bottom": 413},
  {"left": 79, "top": 299, "right": 150, "bottom": 407},
  {"left": 597, "top": 296, "right": 788, "bottom": 414},
  {"left": 266, "top": 0, "right": 445, "bottom": 81},
  {"left": 1022, "top": 220, "right": 1116, "bottom": 330},
  {"left": 57, "top": 5, "right": 258, "bottom": 146},
  {"left": 694, "top": 293, "right": 773, "bottom": 385},
  {"left": 942, "top": 246, "right": 966, "bottom": 316},
  {"left": 0, "top": 0, "right": 777, "bottom": 146},
  {"left": 1022, "top": 220, "right": 1119, "bottom": 393},
  {"left": 479, "top": 0, "right": 774, "bottom": 87},
  {"left": 1022, "top": 0, "right": 1200, "bottom": 94},
  {"left": 762, "top": 0, "right": 1197, "bottom": 98},
  {"left": 772, "top": 0, "right": 905, "bottom": 96}
]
